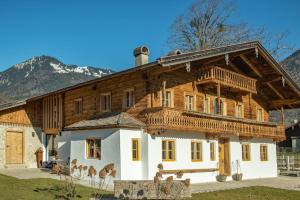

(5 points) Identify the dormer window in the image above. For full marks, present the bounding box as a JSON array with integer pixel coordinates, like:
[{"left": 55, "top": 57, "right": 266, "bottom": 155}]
[{"left": 100, "top": 92, "right": 111, "bottom": 113}]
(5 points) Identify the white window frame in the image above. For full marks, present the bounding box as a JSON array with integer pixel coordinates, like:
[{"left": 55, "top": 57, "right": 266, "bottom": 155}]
[
  {"left": 160, "top": 89, "right": 174, "bottom": 108},
  {"left": 256, "top": 107, "right": 264, "bottom": 122},
  {"left": 100, "top": 92, "right": 111, "bottom": 113},
  {"left": 185, "top": 93, "right": 196, "bottom": 111},
  {"left": 235, "top": 102, "right": 244, "bottom": 118}
]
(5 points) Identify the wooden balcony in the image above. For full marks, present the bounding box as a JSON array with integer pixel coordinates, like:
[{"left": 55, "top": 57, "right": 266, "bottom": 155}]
[
  {"left": 145, "top": 107, "right": 284, "bottom": 140},
  {"left": 198, "top": 66, "right": 257, "bottom": 94}
]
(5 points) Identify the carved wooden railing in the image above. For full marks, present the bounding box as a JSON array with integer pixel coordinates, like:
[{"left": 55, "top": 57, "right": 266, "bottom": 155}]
[
  {"left": 146, "top": 108, "right": 284, "bottom": 140},
  {"left": 198, "top": 66, "right": 257, "bottom": 93}
]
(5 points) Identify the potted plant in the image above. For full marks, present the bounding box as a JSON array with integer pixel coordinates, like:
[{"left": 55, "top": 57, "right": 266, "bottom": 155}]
[
  {"left": 216, "top": 162, "right": 227, "bottom": 182},
  {"left": 216, "top": 174, "right": 227, "bottom": 182},
  {"left": 232, "top": 160, "right": 243, "bottom": 181}
]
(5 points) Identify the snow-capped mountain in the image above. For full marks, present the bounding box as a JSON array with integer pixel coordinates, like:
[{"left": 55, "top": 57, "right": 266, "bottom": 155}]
[{"left": 0, "top": 55, "right": 114, "bottom": 100}]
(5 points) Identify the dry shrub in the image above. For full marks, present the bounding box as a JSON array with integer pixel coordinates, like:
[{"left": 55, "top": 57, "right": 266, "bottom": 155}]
[
  {"left": 166, "top": 176, "right": 173, "bottom": 183},
  {"left": 183, "top": 178, "right": 190, "bottom": 187},
  {"left": 156, "top": 171, "right": 163, "bottom": 178},
  {"left": 157, "top": 163, "right": 164, "bottom": 170},
  {"left": 104, "top": 163, "right": 114, "bottom": 173},
  {"left": 99, "top": 168, "right": 107, "bottom": 179},
  {"left": 176, "top": 171, "right": 184, "bottom": 179},
  {"left": 110, "top": 169, "right": 117, "bottom": 178},
  {"left": 71, "top": 159, "right": 77, "bottom": 167},
  {"left": 52, "top": 164, "right": 61, "bottom": 174},
  {"left": 88, "top": 166, "right": 97, "bottom": 176}
]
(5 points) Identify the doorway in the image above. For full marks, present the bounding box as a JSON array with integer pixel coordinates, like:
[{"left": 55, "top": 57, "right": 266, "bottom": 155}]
[
  {"left": 6, "top": 131, "right": 23, "bottom": 164},
  {"left": 218, "top": 138, "right": 230, "bottom": 175}
]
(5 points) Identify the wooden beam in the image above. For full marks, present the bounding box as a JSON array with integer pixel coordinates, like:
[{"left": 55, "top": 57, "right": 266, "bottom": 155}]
[
  {"left": 281, "top": 106, "right": 285, "bottom": 124},
  {"left": 160, "top": 168, "right": 219, "bottom": 174},
  {"left": 240, "top": 55, "right": 263, "bottom": 78},
  {"left": 240, "top": 55, "right": 285, "bottom": 99},
  {"left": 162, "top": 80, "right": 166, "bottom": 107},
  {"left": 270, "top": 98, "right": 300, "bottom": 107}
]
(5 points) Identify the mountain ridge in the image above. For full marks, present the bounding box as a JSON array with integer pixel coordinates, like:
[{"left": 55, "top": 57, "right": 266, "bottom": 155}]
[{"left": 0, "top": 55, "right": 114, "bottom": 100}]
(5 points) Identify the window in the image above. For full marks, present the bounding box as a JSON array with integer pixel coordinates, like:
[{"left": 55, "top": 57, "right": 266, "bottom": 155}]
[
  {"left": 260, "top": 144, "right": 268, "bottom": 161},
  {"left": 210, "top": 142, "right": 216, "bottom": 161},
  {"left": 236, "top": 103, "right": 244, "bottom": 118},
  {"left": 213, "top": 98, "right": 226, "bottom": 115},
  {"left": 86, "top": 138, "right": 101, "bottom": 159},
  {"left": 132, "top": 138, "right": 140, "bottom": 161},
  {"left": 185, "top": 95, "right": 195, "bottom": 111},
  {"left": 204, "top": 96, "right": 210, "bottom": 113},
  {"left": 74, "top": 98, "right": 83, "bottom": 115},
  {"left": 161, "top": 90, "right": 173, "bottom": 107},
  {"left": 100, "top": 93, "right": 111, "bottom": 112},
  {"left": 242, "top": 143, "right": 251, "bottom": 161},
  {"left": 257, "top": 108, "right": 264, "bottom": 121},
  {"left": 191, "top": 141, "right": 202, "bottom": 162},
  {"left": 162, "top": 140, "right": 176, "bottom": 161},
  {"left": 124, "top": 89, "right": 135, "bottom": 108}
]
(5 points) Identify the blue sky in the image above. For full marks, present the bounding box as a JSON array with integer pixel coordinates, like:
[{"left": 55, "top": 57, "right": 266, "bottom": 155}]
[{"left": 0, "top": 0, "right": 299, "bottom": 72}]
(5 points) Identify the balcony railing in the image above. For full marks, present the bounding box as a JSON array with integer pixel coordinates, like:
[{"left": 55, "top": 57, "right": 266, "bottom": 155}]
[
  {"left": 146, "top": 107, "right": 284, "bottom": 140},
  {"left": 198, "top": 66, "right": 257, "bottom": 93}
]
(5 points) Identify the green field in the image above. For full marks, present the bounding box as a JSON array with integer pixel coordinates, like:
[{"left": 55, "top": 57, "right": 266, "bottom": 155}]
[{"left": 0, "top": 174, "right": 299, "bottom": 200}]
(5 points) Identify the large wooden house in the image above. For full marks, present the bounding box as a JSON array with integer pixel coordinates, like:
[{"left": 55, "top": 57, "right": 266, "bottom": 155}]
[{"left": 1, "top": 41, "right": 300, "bottom": 183}]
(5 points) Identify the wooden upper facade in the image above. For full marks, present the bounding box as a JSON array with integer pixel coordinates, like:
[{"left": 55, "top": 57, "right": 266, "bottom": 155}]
[{"left": 1, "top": 41, "right": 299, "bottom": 140}]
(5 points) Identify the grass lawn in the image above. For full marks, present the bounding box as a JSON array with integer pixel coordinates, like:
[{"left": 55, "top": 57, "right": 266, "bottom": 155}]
[
  {"left": 191, "top": 186, "right": 300, "bottom": 200},
  {"left": 0, "top": 174, "right": 112, "bottom": 200},
  {"left": 0, "top": 174, "right": 300, "bottom": 200}
]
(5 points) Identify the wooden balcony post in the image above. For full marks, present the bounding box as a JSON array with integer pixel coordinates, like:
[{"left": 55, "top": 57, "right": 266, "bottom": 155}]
[
  {"left": 162, "top": 80, "right": 166, "bottom": 107},
  {"left": 217, "top": 82, "right": 221, "bottom": 114},
  {"left": 281, "top": 106, "right": 285, "bottom": 124},
  {"left": 249, "top": 93, "right": 252, "bottom": 119}
]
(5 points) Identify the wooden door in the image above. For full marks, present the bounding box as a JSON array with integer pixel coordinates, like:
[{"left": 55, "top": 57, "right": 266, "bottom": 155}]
[
  {"left": 6, "top": 131, "right": 23, "bottom": 164},
  {"left": 218, "top": 138, "right": 230, "bottom": 175}
]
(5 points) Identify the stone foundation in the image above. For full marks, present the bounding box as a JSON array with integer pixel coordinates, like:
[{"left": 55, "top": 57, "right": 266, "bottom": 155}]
[{"left": 114, "top": 180, "right": 191, "bottom": 199}]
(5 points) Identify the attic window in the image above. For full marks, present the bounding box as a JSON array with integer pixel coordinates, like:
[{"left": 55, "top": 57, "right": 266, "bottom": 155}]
[
  {"left": 100, "top": 92, "right": 111, "bottom": 113},
  {"left": 74, "top": 98, "right": 83, "bottom": 115}
]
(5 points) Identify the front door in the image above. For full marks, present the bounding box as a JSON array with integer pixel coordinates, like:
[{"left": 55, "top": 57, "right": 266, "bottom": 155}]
[
  {"left": 218, "top": 138, "right": 230, "bottom": 175},
  {"left": 6, "top": 131, "right": 23, "bottom": 164}
]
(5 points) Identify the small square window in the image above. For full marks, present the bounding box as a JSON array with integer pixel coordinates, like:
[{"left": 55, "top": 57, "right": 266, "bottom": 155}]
[{"left": 86, "top": 138, "right": 101, "bottom": 159}]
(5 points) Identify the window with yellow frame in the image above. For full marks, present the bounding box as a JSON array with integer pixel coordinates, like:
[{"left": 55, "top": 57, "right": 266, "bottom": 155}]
[
  {"left": 132, "top": 138, "right": 140, "bottom": 161},
  {"left": 242, "top": 143, "right": 251, "bottom": 161},
  {"left": 162, "top": 140, "right": 176, "bottom": 161},
  {"left": 86, "top": 138, "right": 101, "bottom": 159},
  {"left": 260, "top": 144, "right": 268, "bottom": 161},
  {"left": 191, "top": 141, "right": 202, "bottom": 162}
]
